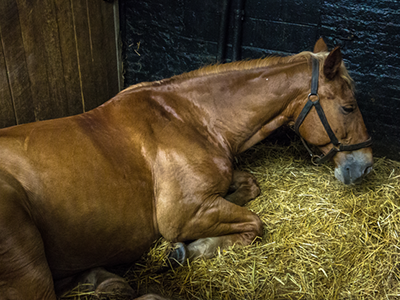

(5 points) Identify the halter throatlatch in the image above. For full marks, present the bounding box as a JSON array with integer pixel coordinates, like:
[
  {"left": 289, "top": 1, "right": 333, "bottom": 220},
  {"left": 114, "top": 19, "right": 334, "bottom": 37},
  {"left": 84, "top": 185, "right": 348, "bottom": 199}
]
[{"left": 293, "top": 56, "right": 372, "bottom": 165}]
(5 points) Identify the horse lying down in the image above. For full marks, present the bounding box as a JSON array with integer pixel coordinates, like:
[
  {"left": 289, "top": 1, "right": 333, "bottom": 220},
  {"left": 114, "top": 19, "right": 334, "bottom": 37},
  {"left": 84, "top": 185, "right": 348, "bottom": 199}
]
[{"left": 0, "top": 38, "right": 372, "bottom": 299}]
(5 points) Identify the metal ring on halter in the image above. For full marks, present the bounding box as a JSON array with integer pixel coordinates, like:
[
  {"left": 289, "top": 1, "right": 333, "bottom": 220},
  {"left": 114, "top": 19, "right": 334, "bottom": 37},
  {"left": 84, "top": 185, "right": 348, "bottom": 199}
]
[
  {"left": 308, "top": 93, "right": 320, "bottom": 102},
  {"left": 311, "top": 155, "right": 321, "bottom": 166}
]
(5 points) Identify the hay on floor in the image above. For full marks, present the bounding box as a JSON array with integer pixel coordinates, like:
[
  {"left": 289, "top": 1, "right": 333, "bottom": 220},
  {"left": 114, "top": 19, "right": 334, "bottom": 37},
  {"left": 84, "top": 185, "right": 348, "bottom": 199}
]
[{"left": 61, "top": 140, "right": 400, "bottom": 300}]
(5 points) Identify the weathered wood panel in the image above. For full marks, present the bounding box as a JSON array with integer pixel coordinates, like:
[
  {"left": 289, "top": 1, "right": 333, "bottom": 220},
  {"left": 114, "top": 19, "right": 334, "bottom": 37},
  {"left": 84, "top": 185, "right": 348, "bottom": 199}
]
[
  {"left": 17, "top": 0, "right": 68, "bottom": 120},
  {"left": 0, "top": 0, "right": 35, "bottom": 125},
  {"left": 0, "top": 0, "right": 121, "bottom": 128},
  {"left": 70, "top": 0, "right": 98, "bottom": 112},
  {"left": 53, "top": 0, "right": 84, "bottom": 116},
  {"left": 0, "top": 37, "right": 16, "bottom": 128},
  {"left": 99, "top": 0, "right": 121, "bottom": 102}
]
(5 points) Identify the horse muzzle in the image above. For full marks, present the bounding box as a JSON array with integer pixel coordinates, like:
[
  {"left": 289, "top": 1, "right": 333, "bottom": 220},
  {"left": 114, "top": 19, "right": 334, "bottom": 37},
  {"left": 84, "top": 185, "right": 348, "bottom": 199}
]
[{"left": 333, "top": 149, "right": 373, "bottom": 184}]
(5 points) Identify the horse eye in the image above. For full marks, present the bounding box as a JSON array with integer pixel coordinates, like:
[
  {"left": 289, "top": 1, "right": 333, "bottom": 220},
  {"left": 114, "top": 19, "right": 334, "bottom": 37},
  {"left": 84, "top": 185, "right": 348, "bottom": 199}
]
[{"left": 341, "top": 105, "right": 355, "bottom": 114}]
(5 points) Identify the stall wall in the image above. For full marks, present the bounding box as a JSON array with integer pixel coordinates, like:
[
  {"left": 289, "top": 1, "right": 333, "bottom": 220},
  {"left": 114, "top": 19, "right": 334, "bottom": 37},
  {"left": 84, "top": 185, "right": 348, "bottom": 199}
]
[{"left": 0, "top": 0, "right": 122, "bottom": 128}]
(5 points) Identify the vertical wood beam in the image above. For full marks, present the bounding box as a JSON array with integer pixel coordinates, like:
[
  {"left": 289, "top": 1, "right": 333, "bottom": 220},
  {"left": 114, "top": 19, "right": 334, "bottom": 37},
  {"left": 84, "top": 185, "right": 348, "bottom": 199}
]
[
  {"left": 0, "top": 33, "right": 16, "bottom": 127},
  {"left": 0, "top": 0, "right": 35, "bottom": 125},
  {"left": 17, "top": 0, "right": 69, "bottom": 121}
]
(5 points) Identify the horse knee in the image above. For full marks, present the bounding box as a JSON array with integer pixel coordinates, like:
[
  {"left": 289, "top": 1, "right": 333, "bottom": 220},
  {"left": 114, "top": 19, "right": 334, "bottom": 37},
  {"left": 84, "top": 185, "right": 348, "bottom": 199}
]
[
  {"left": 226, "top": 171, "right": 261, "bottom": 205},
  {"left": 251, "top": 213, "right": 264, "bottom": 238},
  {"left": 235, "top": 213, "right": 263, "bottom": 245},
  {"left": 231, "top": 171, "right": 259, "bottom": 189}
]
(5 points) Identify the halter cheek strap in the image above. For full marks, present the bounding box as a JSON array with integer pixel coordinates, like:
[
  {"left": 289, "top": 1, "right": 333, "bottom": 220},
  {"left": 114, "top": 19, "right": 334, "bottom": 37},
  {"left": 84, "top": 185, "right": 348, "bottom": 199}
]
[{"left": 293, "top": 56, "right": 372, "bottom": 165}]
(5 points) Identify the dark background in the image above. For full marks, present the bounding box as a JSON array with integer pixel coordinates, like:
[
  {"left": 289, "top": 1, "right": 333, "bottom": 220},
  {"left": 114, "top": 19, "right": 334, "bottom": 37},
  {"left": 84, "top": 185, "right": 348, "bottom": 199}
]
[{"left": 119, "top": 0, "right": 400, "bottom": 160}]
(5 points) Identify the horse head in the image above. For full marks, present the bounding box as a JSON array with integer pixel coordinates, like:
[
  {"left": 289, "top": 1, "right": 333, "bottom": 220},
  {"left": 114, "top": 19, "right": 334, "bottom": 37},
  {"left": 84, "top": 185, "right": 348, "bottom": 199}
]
[{"left": 294, "top": 38, "right": 373, "bottom": 184}]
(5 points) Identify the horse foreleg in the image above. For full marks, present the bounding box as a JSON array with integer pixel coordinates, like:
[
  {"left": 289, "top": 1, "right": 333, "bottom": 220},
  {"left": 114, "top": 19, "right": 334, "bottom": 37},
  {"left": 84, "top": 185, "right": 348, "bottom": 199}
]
[
  {"left": 164, "top": 196, "right": 263, "bottom": 261},
  {"left": 225, "top": 170, "right": 260, "bottom": 206},
  {"left": 186, "top": 234, "right": 258, "bottom": 259}
]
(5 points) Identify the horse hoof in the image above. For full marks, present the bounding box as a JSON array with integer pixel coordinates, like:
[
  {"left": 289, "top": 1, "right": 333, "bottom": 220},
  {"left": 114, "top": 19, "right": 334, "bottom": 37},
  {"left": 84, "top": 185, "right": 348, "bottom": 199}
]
[
  {"left": 157, "top": 242, "right": 188, "bottom": 273},
  {"left": 95, "top": 277, "right": 136, "bottom": 297},
  {"left": 168, "top": 242, "right": 188, "bottom": 267}
]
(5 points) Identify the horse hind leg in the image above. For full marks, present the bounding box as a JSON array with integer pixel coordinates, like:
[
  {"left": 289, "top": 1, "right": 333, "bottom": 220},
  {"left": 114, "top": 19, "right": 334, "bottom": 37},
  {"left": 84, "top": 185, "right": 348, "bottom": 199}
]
[
  {"left": 56, "top": 267, "right": 170, "bottom": 300},
  {"left": 55, "top": 267, "right": 135, "bottom": 298},
  {"left": 0, "top": 174, "right": 56, "bottom": 300},
  {"left": 225, "top": 170, "right": 260, "bottom": 206}
]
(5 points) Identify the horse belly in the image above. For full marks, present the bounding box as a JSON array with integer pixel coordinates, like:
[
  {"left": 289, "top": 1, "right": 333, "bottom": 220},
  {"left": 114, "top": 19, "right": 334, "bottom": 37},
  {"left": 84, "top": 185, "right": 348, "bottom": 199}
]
[
  {"left": 38, "top": 176, "right": 158, "bottom": 279},
  {"left": 33, "top": 142, "right": 159, "bottom": 274}
]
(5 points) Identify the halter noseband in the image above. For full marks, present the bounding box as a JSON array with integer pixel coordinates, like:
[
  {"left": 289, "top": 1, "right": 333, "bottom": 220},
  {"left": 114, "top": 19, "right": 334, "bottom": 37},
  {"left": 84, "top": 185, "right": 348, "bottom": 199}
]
[{"left": 293, "top": 56, "right": 372, "bottom": 165}]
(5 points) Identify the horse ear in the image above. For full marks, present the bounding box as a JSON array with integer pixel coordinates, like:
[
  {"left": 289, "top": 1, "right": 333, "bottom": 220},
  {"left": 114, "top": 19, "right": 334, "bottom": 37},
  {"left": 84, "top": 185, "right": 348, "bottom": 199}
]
[
  {"left": 313, "top": 37, "right": 328, "bottom": 53},
  {"left": 324, "top": 46, "right": 342, "bottom": 80}
]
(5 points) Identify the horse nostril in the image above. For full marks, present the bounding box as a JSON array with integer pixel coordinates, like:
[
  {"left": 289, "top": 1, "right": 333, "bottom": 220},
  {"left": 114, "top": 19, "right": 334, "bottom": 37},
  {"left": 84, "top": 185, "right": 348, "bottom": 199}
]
[
  {"left": 364, "top": 166, "right": 373, "bottom": 176},
  {"left": 343, "top": 167, "right": 351, "bottom": 185}
]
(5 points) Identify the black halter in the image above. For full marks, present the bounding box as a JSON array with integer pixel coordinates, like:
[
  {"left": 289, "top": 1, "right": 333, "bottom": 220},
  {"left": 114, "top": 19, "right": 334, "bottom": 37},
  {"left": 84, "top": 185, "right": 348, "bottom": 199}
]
[{"left": 293, "top": 57, "right": 372, "bottom": 165}]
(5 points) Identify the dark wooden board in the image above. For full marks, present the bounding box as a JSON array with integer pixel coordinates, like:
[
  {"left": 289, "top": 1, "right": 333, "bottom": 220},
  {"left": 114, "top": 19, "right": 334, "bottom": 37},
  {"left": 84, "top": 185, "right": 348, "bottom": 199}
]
[
  {"left": 53, "top": 0, "right": 85, "bottom": 116},
  {"left": 69, "top": 0, "right": 100, "bottom": 112},
  {"left": 0, "top": 0, "right": 35, "bottom": 125},
  {"left": 99, "top": 0, "right": 121, "bottom": 98},
  {"left": 17, "top": 0, "right": 68, "bottom": 121},
  {"left": 0, "top": 0, "right": 121, "bottom": 127},
  {"left": 0, "top": 37, "right": 16, "bottom": 128}
]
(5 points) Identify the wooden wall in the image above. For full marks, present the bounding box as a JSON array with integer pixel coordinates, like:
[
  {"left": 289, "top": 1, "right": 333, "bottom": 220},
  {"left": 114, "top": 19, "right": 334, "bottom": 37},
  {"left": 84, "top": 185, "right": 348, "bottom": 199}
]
[{"left": 0, "top": 0, "right": 122, "bottom": 128}]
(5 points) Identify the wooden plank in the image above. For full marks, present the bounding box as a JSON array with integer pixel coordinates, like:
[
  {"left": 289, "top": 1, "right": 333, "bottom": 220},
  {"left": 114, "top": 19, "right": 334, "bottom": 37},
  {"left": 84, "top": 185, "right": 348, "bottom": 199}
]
[
  {"left": 100, "top": 0, "right": 122, "bottom": 96},
  {"left": 0, "top": 35, "right": 16, "bottom": 128},
  {"left": 85, "top": 0, "right": 111, "bottom": 109},
  {"left": 69, "top": 0, "right": 100, "bottom": 112},
  {"left": 53, "top": 0, "right": 84, "bottom": 116},
  {"left": 68, "top": 0, "right": 121, "bottom": 111},
  {"left": 0, "top": 0, "right": 35, "bottom": 125},
  {"left": 112, "top": 0, "right": 123, "bottom": 92},
  {"left": 17, "top": 0, "right": 68, "bottom": 121}
]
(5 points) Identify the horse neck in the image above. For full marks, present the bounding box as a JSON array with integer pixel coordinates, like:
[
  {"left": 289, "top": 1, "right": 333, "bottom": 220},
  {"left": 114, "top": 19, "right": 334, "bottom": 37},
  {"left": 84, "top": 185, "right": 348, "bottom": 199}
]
[{"left": 178, "top": 60, "right": 311, "bottom": 155}]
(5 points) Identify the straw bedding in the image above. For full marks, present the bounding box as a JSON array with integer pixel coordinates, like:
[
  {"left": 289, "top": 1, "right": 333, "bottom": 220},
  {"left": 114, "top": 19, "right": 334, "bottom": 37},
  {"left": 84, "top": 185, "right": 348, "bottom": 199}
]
[{"left": 61, "top": 139, "right": 400, "bottom": 300}]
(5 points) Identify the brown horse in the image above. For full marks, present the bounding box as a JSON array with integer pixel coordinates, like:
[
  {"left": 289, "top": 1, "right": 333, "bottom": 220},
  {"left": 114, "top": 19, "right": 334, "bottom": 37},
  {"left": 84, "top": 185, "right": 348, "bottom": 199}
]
[{"left": 0, "top": 38, "right": 372, "bottom": 299}]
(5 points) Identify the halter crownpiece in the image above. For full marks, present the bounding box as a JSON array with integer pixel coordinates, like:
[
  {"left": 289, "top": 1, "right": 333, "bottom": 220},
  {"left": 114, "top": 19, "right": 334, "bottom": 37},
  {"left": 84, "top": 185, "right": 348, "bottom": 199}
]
[{"left": 293, "top": 56, "right": 372, "bottom": 165}]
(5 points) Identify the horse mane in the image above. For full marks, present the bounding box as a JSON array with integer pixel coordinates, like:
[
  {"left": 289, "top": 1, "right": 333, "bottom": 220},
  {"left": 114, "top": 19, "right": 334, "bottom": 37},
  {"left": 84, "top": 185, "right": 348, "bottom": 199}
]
[
  {"left": 120, "top": 51, "right": 353, "bottom": 94},
  {"left": 176, "top": 51, "right": 315, "bottom": 80}
]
